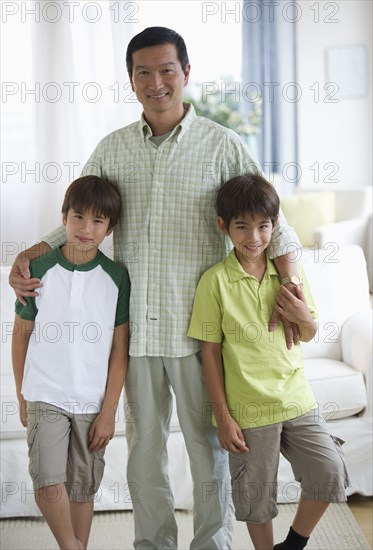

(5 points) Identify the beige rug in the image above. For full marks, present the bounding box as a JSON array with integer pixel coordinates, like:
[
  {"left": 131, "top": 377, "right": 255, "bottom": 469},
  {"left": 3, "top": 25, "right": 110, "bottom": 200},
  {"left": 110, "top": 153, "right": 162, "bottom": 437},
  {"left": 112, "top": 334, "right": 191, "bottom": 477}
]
[{"left": 0, "top": 503, "right": 370, "bottom": 549}]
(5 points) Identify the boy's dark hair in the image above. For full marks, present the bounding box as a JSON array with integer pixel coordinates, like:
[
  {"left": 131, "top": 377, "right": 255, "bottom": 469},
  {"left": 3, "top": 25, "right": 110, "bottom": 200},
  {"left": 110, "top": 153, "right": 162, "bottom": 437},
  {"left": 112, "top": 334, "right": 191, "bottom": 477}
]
[
  {"left": 126, "top": 27, "right": 189, "bottom": 77},
  {"left": 217, "top": 174, "right": 280, "bottom": 227},
  {"left": 61, "top": 176, "right": 121, "bottom": 230}
]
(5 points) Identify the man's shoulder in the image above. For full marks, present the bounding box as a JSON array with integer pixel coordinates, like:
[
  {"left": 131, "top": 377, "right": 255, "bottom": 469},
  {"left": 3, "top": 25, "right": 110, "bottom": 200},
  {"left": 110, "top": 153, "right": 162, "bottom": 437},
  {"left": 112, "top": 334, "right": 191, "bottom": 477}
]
[
  {"left": 192, "top": 114, "right": 239, "bottom": 139},
  {"left": 97, "top": 121, "right": 140, "bottom": 146}
]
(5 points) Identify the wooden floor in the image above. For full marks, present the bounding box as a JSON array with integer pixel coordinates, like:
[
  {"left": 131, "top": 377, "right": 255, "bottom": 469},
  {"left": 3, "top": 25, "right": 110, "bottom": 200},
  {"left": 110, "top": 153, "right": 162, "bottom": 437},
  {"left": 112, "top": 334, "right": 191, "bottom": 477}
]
[{"left": 347, "top": 495, "right": 373, "bottom": 547}]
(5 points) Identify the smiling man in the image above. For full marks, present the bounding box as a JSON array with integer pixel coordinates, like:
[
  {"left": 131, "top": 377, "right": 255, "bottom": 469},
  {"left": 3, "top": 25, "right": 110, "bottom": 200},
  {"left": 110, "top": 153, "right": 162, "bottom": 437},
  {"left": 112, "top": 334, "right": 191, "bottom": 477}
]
[{"left": 9, "top": 27, "right": 302, "bottom": 549}]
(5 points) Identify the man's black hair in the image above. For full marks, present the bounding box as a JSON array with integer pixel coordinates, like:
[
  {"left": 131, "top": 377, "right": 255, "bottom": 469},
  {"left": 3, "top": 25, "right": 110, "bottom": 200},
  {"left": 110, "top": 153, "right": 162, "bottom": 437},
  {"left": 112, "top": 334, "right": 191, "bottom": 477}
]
[{"left": 126, "top": 27, "right": 189, "bottom": 77}]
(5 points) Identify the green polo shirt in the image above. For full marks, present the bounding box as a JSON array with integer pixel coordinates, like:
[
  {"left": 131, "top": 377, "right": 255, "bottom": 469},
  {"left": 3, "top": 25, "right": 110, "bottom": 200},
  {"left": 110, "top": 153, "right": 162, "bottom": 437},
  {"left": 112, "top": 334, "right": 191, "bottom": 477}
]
[{"left": 188, "top": 250, "right": 318, "bottom": 428}]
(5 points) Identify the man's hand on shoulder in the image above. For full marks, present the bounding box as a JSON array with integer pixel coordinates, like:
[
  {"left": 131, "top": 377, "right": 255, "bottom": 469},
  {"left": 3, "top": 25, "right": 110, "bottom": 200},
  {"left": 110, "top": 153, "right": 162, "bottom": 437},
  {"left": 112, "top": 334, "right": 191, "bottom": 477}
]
[{"left": 8, "top": 243, "right": 51, "bottom": 304}]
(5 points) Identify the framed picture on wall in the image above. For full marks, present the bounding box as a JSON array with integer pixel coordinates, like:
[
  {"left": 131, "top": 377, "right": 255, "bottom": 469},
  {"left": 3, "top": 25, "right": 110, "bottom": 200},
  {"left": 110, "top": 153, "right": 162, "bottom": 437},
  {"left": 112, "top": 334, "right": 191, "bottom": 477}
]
[{"left": 325, "top": 45, "right": 367, "bottom": 99}]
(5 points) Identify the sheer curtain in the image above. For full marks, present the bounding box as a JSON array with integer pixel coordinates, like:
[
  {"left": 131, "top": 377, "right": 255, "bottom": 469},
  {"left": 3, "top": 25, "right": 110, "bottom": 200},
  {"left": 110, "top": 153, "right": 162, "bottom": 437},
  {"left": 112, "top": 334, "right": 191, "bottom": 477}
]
[
  {"left": 241, "top": 0, "right": 298, "bottom": 189},
  {"left": 1, "top": 2, "right": 137, "bottom": 264}
]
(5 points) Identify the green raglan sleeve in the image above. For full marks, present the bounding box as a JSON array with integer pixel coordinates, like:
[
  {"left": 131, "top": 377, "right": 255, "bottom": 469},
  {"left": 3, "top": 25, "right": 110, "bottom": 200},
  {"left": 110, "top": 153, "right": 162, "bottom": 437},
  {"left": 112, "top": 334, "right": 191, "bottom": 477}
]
[
  {"left": 14, "top": 257, "right": 43, "bottom": 321},
  {"left": 187, "top": 269, "right": 223, "bottom": 344},
  {"left": 114, "top": 268, "right": 130, "bottom": 327},
  {"left": 15, "top": 296, "right": 37, "bottom": 321}
]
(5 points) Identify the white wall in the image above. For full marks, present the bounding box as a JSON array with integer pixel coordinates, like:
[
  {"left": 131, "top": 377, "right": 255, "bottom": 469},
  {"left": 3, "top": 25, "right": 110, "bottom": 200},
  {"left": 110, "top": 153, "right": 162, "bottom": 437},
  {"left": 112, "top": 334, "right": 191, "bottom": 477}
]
[{"left": 296, "top": 0, "right": 372, "bottom": 189}]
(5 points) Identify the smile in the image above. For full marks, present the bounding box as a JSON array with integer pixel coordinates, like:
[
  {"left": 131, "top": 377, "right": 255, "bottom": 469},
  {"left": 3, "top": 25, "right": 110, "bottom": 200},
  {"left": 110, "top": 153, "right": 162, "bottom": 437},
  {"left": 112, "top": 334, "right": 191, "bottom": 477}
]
[
  {"left": 148, "top": 92, "right": 169, "bottom": 99},
  {"left": 76, "top": 236, "right": 93, "bottom": 244}
]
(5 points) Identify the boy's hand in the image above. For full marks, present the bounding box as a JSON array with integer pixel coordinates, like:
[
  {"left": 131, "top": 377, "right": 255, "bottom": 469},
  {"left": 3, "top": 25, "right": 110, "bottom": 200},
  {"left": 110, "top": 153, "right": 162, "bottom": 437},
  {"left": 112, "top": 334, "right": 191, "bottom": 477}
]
[
  {"left": 18, "top": 396, "right": 28, "bottom": 427},
  {"left": 275, "top": 285, "right": 312, "bottom": 325},
  {"left": 269, "top": 284, "right": 302, "bottom": 349},
  {"left": 217, "top": 415, "right": 249, "bottom": 454},
  {"left": 88, "top": 412, "right": 115, "bottom": 452},
  {"left": 9, "top": 256, "right": 42, "bottom": 306}
]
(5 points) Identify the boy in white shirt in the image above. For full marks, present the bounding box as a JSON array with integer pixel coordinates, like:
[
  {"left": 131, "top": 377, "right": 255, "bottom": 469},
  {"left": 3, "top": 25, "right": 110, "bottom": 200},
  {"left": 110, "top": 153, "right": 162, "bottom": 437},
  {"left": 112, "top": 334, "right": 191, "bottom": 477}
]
[{"left": 12, "top": 175, "right": 130, "bottom": 550}]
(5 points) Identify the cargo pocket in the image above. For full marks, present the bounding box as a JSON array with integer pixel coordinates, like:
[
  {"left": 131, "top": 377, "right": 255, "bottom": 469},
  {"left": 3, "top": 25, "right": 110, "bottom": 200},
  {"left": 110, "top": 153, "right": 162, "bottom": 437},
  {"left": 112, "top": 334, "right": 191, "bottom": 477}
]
[
  {"left": 230, "top": 456, "right": 251, "bottom": 519},
  {"left": 90, "top": 449, "right": 105, "bottom": 497},
  {"left": 26, "top": 423, "right": 39, "bottom": 480},
  {"left": 331, "top": 435, "right": 350, "bottom": 489}
]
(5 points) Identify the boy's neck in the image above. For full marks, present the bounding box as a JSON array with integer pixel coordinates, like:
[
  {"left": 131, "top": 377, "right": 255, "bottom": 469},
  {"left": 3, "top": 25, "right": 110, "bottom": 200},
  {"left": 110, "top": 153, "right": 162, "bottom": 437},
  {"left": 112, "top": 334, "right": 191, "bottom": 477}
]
[
  {"left": 60, "top": 244, "right": 99, "bottom": 265},
  {"left": 235, "top": 249, "right": 267, "bottom": 282}
]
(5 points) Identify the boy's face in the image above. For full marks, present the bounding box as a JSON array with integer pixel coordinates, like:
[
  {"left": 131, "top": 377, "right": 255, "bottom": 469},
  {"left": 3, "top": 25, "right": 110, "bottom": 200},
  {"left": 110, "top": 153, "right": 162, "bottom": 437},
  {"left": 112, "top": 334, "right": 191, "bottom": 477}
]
[
  {"left": 130, "top": 43, "right": 190, "bottom": 118},
  {"left": 218, "top": 212, "right": 275, "bottom": 264},
  {"left": 63, "top": 208, "right": 112, "bottom": 252}
]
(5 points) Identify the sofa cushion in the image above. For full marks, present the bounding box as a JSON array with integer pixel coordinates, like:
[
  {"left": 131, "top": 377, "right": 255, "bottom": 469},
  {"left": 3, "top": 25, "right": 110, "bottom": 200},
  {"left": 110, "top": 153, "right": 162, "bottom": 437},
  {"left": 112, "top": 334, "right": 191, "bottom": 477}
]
[
  {"left": 280, "top": 191, "right": 336, "bottom": 247},
  {"left": 305, "top": 358, "right": 367, "bottom": 420},
  {"left": 300, "top": 245, "right": 371, "bottom": 361}
]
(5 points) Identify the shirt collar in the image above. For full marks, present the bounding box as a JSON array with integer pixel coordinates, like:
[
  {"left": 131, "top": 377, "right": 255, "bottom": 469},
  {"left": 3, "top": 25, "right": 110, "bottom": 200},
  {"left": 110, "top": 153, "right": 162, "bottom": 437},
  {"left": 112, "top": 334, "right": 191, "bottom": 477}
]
[
  {"left": 139, "top": 103, "right": 196, "bottom": 143},
  {"left": 225, "top": 249, "right": 280, "bottom": 283},
  {"left": 52, "top": 246, "right": 102, "bottom": 272}
]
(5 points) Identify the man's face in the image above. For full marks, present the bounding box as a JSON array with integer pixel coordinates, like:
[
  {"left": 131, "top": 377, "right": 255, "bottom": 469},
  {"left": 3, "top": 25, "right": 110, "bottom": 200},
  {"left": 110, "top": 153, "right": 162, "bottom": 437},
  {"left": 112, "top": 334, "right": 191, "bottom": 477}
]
[{"left": 130, "top": 43, "right": 190, "bottom": 118}]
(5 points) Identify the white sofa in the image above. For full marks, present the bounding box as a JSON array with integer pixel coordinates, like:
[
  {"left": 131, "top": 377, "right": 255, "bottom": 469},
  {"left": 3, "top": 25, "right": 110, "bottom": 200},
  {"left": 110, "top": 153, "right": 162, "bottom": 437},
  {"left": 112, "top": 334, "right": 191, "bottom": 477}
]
[
  {"left": 279, "top": 186, "right": 373, "bottom": 292},
  {"left": 1, "top": 244, "right": 372, "bottom": 517}
]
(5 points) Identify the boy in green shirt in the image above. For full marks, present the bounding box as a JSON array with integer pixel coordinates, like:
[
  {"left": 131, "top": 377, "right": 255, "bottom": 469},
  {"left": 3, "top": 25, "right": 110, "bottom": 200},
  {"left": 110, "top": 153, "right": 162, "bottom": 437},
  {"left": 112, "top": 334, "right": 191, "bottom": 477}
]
[{"left": 188, "top": 174, "right": 348, "bottom": 550}]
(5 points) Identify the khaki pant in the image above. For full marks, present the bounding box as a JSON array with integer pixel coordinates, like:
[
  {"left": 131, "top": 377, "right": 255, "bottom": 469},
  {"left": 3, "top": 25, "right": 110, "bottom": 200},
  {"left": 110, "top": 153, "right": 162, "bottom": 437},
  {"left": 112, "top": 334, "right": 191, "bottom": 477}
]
[{"left": 125, "top": 354, "right": 234, "bottom": 549}]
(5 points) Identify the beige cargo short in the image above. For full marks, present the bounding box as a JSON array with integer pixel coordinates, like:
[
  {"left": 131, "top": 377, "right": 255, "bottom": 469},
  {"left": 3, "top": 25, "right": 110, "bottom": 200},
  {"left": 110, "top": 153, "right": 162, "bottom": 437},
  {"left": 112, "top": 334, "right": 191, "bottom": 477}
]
[
  {"left": 229, "top": 411, "right": 349, "bottom": 523},
  {"left": 26, "top": 401, "right": 105, "bottom": 502}
]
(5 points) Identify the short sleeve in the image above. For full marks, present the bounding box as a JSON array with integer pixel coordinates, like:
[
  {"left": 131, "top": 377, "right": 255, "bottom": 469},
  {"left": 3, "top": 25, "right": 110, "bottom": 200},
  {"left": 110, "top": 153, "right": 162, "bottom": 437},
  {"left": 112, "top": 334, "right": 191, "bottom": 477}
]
[
  {"left": 114, "top": 268, "right": 130, "bottom": 327},
  {"left": 15, "top": 296, "right": 37, "bottom": 321},
  {"left": 187, "top": 270, "right": 223, "bottom": 343},
  {"left": 14, "top": 259, "right": 41, "bottom": 320}
]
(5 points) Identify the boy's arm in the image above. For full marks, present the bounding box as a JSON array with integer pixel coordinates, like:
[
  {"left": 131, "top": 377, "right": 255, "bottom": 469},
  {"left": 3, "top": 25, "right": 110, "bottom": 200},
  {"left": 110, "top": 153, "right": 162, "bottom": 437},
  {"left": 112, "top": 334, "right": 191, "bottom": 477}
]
[
  {"left": 274, "top": 285, "right": 317, "bottom": 342},
  {"left": 89, "top": 322, "right": 129, "bottom": 452},
  {"left": 202, "top": 341, "right": 248, "bottom": 454},
  {"left": 271, "top": 253, "right": 303, "bottom": 349},
  {"left": 12, "top": 314, "right": 34, "bottom": 426}
]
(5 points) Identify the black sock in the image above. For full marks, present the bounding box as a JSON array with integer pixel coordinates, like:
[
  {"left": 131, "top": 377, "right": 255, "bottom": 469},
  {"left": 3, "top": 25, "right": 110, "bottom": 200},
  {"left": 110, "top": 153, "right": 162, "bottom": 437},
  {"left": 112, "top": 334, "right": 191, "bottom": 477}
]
[{"left": 273, "top": 526, "right": 310, "bottom": 550}]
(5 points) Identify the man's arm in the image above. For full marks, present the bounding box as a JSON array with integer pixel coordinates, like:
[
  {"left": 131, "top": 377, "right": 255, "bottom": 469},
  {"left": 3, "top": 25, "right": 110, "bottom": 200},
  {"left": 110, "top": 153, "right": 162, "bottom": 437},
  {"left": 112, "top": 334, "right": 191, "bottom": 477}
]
[
  {"left": 271, "top": 252, "right": 303, "bottom": 348},
  {"left": 88, "top": 322, "right": 129, "bottom": 452},
  {"left": 201, "top": 341, "right": 248, "bottom": 454},
  {"left": 12, "top": 314, "right": 34, "bottom": 426},
  {"left": 9, "top": 222, "right": 68, "bottom": 304},
  {"left": 9, "top": 242, "right": 51, "bottom": 305}
]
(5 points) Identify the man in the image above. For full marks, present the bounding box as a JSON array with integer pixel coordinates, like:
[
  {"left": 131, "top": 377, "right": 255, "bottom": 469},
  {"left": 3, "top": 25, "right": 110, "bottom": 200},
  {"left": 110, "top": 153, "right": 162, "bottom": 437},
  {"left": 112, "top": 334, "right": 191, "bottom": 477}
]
[{"left": 9, "top": 27, "right": 301, "bottom": 549}]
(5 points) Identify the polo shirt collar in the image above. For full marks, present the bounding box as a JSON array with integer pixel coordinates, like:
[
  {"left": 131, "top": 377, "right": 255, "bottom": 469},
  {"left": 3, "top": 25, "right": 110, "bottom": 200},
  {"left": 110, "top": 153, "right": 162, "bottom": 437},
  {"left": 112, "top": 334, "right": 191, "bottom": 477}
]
[
  {"left": 140, "top": 103, "right": 196, "bottom": 143},
  {"left": 52, "top": 246, "right": 103, "bottom": 272},
  {"left": 225, "top": 249, "right": 280, "bottom": 283}
]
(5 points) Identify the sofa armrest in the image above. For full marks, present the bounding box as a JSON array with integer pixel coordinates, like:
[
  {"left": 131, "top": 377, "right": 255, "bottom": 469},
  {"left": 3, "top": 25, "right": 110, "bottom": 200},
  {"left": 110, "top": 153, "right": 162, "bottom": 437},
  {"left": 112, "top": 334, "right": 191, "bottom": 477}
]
[
  {"left": 314, "top": 218, "right": 367, "bottom": 248},
  {"left": 341, "top": 310, "right": 373, "bottom": 417}
]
